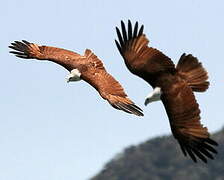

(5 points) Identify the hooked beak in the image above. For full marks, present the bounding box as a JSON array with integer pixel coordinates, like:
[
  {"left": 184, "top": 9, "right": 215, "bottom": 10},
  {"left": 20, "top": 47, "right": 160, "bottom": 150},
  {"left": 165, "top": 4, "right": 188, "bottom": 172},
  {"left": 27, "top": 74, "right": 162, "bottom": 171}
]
[{"left": 144, "top": 98, "right": 150, "bottom": 106}]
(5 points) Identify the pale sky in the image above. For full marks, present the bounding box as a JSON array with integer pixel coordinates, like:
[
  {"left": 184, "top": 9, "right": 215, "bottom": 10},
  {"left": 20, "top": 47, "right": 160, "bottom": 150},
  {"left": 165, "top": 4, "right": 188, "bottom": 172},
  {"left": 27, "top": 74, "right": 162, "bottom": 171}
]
[{"left": 0, "top": 0, "right": 223, "bottom": 179}]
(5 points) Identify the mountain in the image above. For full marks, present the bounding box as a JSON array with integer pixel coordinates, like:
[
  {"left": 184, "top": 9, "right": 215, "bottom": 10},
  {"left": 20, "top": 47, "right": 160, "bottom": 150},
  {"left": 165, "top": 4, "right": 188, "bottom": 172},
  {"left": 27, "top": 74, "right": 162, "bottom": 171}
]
[{"left": 91, "top": 128, "right": 224, "bottom": 180}]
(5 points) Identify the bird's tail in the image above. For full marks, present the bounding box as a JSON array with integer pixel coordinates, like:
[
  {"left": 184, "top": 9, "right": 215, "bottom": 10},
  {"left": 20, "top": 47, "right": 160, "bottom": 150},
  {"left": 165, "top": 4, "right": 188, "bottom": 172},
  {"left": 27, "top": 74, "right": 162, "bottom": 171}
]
[{"left": 176, "top": 53, "right": 209, "bottom": 92}]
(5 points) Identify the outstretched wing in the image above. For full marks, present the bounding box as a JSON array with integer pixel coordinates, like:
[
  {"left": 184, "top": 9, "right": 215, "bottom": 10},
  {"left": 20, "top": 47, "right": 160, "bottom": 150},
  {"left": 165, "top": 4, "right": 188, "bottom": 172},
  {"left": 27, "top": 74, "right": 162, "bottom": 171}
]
[
  {"left": 81, "top": 49, "right": 143, "bottom": 116},
  {"left": 9, "top": 41, "right": 143, "bottom": 116},
  {"left": 115, "top": 20, "right": 175, "bottom": 87},
  {"left": 9, "top": 40, "right": 82, "bottom": 71},
  {"left": 161, "top": 80, "right": 218, "bottom": 163}
]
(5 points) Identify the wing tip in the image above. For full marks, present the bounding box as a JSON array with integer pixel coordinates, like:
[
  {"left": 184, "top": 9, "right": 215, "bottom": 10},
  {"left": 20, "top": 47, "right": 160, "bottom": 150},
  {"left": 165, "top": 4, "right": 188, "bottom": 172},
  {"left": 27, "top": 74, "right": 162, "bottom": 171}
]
[
  {"left": 115, "top": 20, "right": 146, "bottom": 55},
  {"left": 125, "top": 103, "right": 144, "bottom": 116},
  {"left": 9, "top": 40, "right": 31, "bottom": 59},
  {"left": 113, "top": 102, "right": 144, "bottom": 116},
  {"left": 206, "top": 138, "right": 218, "bottom": 146},
  {"left": 178, "top": 137, "right": 218, "bottom": 163}
]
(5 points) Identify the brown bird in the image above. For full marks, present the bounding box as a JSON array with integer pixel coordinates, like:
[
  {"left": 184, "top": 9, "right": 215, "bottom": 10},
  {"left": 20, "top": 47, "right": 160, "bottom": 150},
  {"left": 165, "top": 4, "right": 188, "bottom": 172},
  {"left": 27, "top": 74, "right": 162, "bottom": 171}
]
[
  {"left": 9, "top": 40, "right": 143, "bottom": 116},
  {"left": 115, "top": 20, "right": 218, "bottom": 163}
]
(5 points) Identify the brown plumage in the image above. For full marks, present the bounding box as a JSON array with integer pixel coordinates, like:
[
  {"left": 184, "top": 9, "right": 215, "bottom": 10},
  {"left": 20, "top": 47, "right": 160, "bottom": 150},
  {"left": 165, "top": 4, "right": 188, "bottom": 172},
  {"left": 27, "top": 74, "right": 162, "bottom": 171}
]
[
  {"left": 9, "top": 40, "right": 143, "bottom": 116},
  {"left": 115, "top": 20, "right": 218, "bottom": 163}
]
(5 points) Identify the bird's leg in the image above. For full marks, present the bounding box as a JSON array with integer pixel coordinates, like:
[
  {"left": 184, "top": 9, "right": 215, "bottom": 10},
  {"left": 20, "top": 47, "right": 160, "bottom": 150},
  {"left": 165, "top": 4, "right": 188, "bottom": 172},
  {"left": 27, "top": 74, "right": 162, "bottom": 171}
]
[{"left": 144, "top": 87, "right": 162, "bottom": 106}]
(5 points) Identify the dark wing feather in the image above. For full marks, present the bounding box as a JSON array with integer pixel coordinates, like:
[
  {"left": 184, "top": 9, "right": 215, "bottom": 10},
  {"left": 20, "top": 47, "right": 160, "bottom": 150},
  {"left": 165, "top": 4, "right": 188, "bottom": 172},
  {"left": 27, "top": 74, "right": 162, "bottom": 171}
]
[
  {"left": 9, "top": 40, "right": 82, "bottom": 71},
  {"left": 161, "top": 79, "right": 218, "bottom": 163},
  {"left": 81, "top": 49, "right": 143, "bottom": 116},
  {"left": 115, "top": 21, "right": 175, "bottom": 87}
]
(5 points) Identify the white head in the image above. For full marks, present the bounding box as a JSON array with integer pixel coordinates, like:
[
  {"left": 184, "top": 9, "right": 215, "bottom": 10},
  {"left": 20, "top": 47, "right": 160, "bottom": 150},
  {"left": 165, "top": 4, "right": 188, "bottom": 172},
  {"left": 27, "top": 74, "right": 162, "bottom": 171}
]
[
  {"left": 66, "top": 69, "right": 82, "bottom": 83},
  {"left": 144, "top": 87, "right": 162, "bottom": 106}
]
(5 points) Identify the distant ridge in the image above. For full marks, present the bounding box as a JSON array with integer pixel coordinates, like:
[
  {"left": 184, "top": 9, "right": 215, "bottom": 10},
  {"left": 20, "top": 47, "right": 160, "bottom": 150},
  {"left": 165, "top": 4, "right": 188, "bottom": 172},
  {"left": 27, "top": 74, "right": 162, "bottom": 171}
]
[{"left": 91, "top": 128, "right": 224, "bottom": 180}]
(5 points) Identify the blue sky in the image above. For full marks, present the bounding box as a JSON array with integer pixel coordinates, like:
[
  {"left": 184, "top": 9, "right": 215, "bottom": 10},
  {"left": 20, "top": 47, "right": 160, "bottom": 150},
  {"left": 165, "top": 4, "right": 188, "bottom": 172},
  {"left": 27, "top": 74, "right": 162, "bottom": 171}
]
[{"left": 0, "top": 0, "right": 223, "bottom": 179}]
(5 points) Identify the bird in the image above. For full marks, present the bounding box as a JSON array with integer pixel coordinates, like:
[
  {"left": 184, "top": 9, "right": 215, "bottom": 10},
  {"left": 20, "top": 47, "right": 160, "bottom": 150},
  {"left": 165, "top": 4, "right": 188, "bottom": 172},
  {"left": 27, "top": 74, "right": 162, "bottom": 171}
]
[
  {"left": 9, "top": 40, "right": 143, "bottom": 116},
  {"left": 115, "top": 20, "right": 218, "bottom": 163}
]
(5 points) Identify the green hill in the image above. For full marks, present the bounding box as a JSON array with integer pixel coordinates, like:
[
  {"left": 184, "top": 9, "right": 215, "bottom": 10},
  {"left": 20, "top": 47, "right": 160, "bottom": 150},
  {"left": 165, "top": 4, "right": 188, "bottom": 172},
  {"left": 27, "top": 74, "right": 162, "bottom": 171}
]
[{"left": 91, "top": 128, "right": 224, "bottom": 180}]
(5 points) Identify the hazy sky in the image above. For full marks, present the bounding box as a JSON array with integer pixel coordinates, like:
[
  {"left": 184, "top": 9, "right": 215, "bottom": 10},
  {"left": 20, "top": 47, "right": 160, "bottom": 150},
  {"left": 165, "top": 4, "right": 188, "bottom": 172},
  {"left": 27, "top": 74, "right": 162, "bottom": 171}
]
[{"left": 1, "top": 0, "right": 223, "bottom": 179}]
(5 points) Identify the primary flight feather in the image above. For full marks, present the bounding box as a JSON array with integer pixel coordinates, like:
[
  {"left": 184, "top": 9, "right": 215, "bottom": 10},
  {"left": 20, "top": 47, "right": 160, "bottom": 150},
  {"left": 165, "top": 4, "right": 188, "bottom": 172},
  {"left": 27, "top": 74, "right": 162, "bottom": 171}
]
[
  {"left": 9, "top": 40, "right": 143, "bottom": 116},
  {"left": 115, "top": 20, "right": 218, "bottom": 163}
]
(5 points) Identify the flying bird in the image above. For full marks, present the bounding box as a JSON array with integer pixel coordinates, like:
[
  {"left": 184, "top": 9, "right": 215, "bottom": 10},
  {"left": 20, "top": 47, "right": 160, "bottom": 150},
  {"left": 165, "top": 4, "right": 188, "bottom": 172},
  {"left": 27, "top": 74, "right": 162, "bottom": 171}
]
[
  {"left": 115, "top": 20, "right": 218, "bottom": 163},
  {"left": 9, "top": 40, "right": 143, "bottom": 116}
]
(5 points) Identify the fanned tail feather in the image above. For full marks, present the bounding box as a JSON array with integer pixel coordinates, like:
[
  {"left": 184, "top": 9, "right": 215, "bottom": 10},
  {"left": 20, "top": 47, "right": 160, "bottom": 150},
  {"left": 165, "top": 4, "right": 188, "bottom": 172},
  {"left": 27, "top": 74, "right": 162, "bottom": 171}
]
[{"left": 176, "top": 53, "right": 209, "bottom": 92}]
